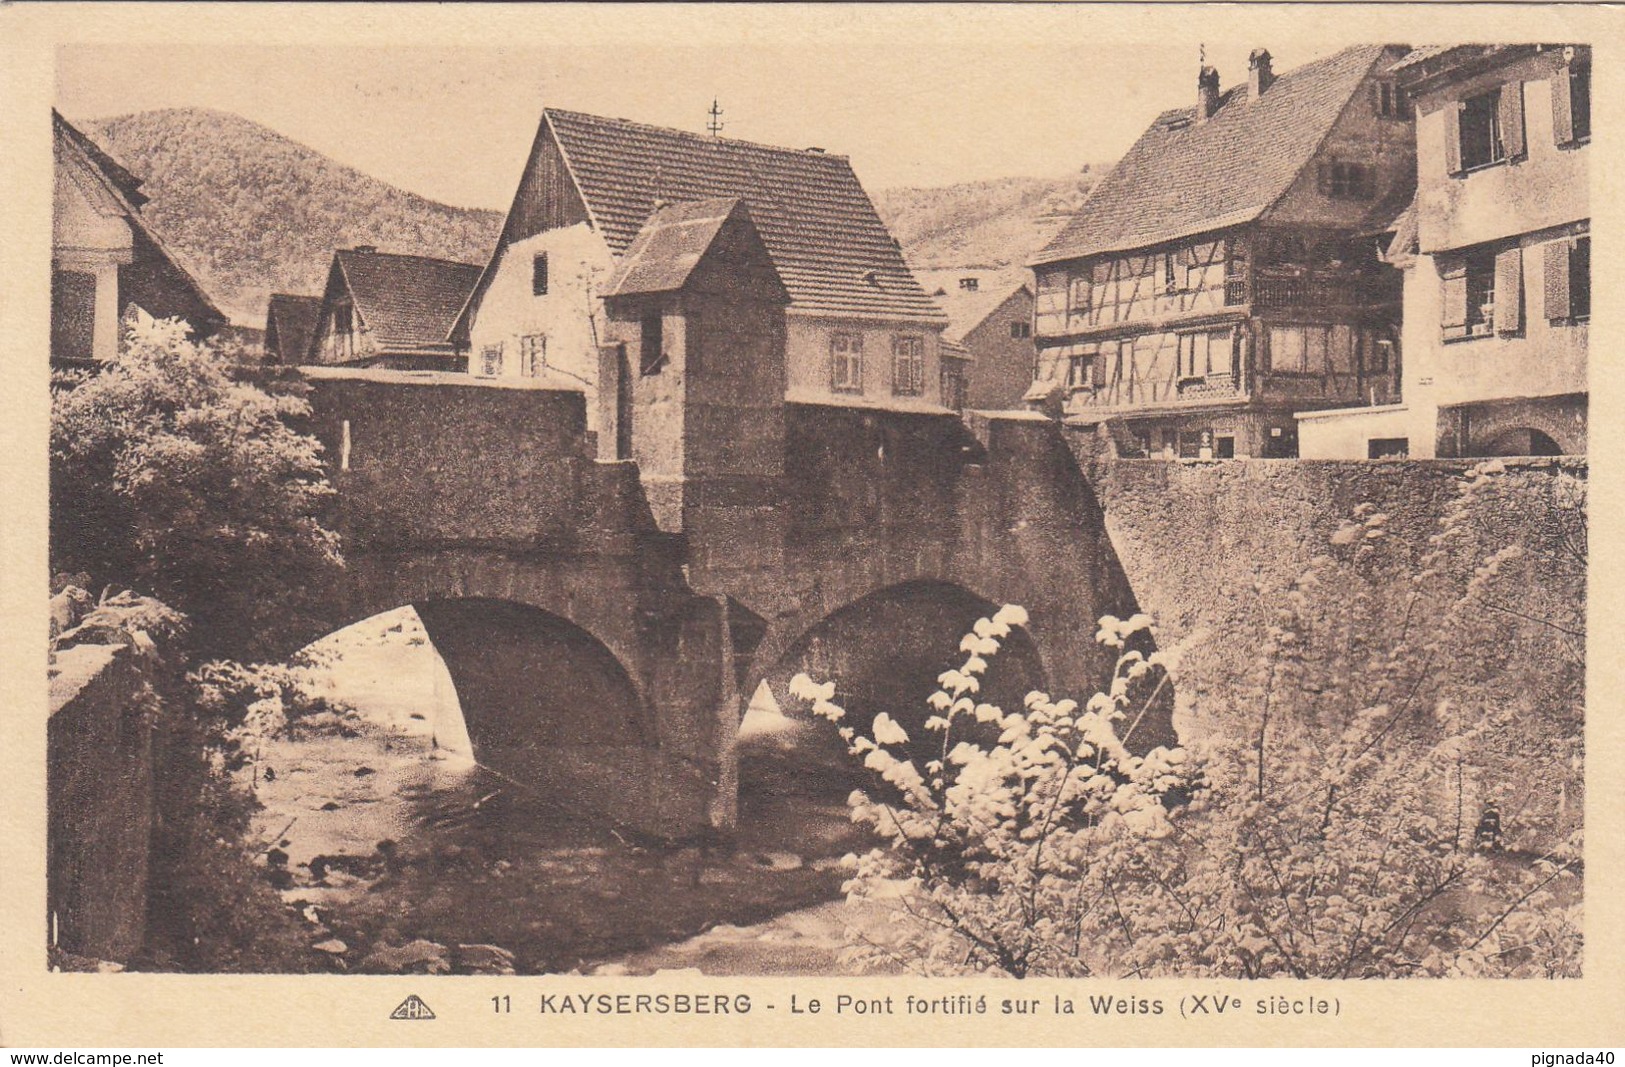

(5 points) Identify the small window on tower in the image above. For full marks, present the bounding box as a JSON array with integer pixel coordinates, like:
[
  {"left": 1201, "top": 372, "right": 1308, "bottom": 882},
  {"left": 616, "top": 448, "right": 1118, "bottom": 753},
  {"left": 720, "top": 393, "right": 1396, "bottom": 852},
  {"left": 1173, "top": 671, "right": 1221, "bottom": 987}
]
[
  {"left": 640, "top": 313, "right": 665, "bottom": 375},
  {"left": 533, "top": 253, "right": 549, "bottom": 296}
]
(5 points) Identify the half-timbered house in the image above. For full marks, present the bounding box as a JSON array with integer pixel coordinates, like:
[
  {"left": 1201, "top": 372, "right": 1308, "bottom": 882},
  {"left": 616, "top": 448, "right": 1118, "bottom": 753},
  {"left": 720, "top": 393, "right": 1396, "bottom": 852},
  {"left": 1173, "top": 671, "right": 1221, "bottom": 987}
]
[
  {"left": 449, "top": 109, "right": 949, "bottom": 421},
  {"left": 308, "top": 247, "right": 481, "bottom": 370},
  {"left": 52, "top": 111, "right": 225, "bottom": 369},
  {"left": 1299, "top": 45, "right": 1589, "bottom": 458},
  {"left": 1028, "top": 46, "right": 1415, "bottom": 458}
]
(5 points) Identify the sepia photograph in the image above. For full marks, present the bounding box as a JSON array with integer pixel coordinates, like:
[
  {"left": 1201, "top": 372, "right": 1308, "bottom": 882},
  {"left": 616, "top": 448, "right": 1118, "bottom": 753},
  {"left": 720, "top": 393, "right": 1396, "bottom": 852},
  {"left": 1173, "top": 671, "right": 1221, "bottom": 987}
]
[{"left": 7, "top": 3, "right": 1618, "bottom": 1048}]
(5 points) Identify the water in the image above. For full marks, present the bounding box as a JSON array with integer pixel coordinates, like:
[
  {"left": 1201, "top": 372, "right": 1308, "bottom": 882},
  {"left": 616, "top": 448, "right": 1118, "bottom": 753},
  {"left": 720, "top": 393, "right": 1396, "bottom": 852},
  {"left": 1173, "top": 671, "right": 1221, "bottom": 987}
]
[{"left": 246, "top": 610, "right": 868, "bottom": 975}]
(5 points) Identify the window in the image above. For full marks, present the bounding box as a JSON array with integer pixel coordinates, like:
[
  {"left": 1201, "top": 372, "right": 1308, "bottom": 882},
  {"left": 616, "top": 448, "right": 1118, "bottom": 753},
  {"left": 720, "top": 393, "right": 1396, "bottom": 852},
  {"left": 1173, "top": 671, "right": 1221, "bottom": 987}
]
[
  {"left": 1570, "top": 235, "right": 1590, "bottom": 320},
  {"left": 1321, "top": 161, "right": 1374, "bottom": 200},
  {"left": 1010, "top": 320, "right": 1031, "bottom": 339},
  {"left": 1178, "top": 329, "right": 1233, "bottom": 379},
  {"left": 480, "top": 343, "right": 504, "bottom": 376},
  {"left": 640, "top": 313, "right": 665, "bottom": 375},
  {"left": 1569, "top": 64, "right": 1591, "bottom": 142},
  {"left": 958, "top": 277, "right": 979, "bottom": 291},
  {"left": 1368, "top": 438, "right": 1409, "bottom": 459},
  {"left": 1375, "top": 80, "right": 1411, "bottom": 120},
  {"left": 940, "top": 365, "right": 967, "bottom": 412},
  {"left": 1177, "top": 428, "right": 1213, "bottom": 460},
  {"left": 1443, "top": 246, "right": 1520, "bottom": 340},
  {"left": 1215, "top": 435, "right": 1236, "bottom": 459},
  {"left": 831, "top": 332, "right": 863, "bottom": 392},
  {"left": 1545, "top": 235, "right": 1590, "bottom": 322},
  {"left": 532, "top": 253, "right": 549, "bottom": 296},
  {"left": 1457, "top": 88, "right": 1510, "bottom": 171},
  {"left": 1267, "top": 324, "right": 1355, "bottom": 374},
  {"left": 1163, "top": 251, "right": 1178, "bottom": 293},
  {"left": 892, "top": 335, "right": 925, "bottom": 396},
  {"left": 1365, "top": 332, "right": 1396, "bottom": 374},
  {"left": 520, "top": 334, "right": 546, "bottom": 376}
]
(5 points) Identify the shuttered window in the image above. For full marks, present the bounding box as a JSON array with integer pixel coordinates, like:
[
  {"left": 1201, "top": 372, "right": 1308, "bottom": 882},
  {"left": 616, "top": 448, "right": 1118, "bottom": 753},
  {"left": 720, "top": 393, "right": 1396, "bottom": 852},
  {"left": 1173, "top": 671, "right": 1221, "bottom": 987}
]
[
  {"left": 1553, "top": 63, "right": 1591, "bottom": 145},
  {"left": 1494, "top": 248, "right": 1523, "bottom": 334},
  {"left": 891, "top": 336, "right": 924, "bottom": 396},
  {"left": 1444, "top": 102, "right": 1465, "bottom": 176},
  {"left": 1499, "top": 81, "right": 1526, "bottom": 160},
  {"left": 1545, "top": 236, "right": 1591, "bottom": 322},
  {"left": 1459, "top": 89, "right": 1505, "bottom": 170},
  {"left": 1443, "top": 247, "right": 1504, "bottom": 339}
]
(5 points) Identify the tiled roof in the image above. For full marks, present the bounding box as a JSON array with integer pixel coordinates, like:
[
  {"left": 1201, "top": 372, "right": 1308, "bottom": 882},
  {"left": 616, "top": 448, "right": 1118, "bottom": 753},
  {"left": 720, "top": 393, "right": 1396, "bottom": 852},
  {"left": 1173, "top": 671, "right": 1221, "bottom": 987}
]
[
  {"left": 1032, "top": 45, "right": 1397, "bottom": 266},
  {"left": 914, "top": 268, "right": 1031, "bottom": 342},
  {"left": 54, "top": 112, "right": 226, "bottom": 331},
  {"left": 544, "top": 108, "right": 946, "bottom": 325},
  {"left": 54, "top": 110, "right": 146, "bottom": 207},
  {"left": 265, "top": 293, "right": 322, "bottom": 362},
  {"left": 335, "top": 249, "right": 482, "bottom": 347},
  {"left": 606, "top": 197, "right": 786, "bottom": 301}
]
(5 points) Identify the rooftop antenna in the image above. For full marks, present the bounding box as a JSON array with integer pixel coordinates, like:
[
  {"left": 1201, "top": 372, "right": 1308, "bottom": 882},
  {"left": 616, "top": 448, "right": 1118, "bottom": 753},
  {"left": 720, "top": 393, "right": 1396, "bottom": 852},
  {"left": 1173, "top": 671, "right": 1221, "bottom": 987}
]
[{"left": 707, "top": 98, "right": 725, "bottom": 138}]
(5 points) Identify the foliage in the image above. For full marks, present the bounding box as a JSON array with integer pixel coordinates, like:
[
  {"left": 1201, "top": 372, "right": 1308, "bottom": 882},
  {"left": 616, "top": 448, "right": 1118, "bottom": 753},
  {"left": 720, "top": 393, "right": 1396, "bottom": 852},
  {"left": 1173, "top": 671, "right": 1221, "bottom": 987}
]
[
  {"left": 51, "top": 316, "right": 342, "bottom": 661},
  {"left": 190, "top": 649, "right": 351, "bottom": 752},
  {"left": 799, "top": 464, "right": 1583, "bottom": 978},
  {"left": 87, "top": 108, "right": 502, "bottom": 323},
  {"left": 871, "top": 169, "right": 1104, "bottom": 270}
]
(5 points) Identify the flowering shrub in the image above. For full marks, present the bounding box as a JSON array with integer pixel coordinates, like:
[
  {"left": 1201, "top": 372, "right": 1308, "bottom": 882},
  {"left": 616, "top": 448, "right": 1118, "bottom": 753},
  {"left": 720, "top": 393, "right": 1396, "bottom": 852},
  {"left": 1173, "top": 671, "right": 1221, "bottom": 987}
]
[{"left": 793, "top": 465, "right": 1583, "bottom": 978}]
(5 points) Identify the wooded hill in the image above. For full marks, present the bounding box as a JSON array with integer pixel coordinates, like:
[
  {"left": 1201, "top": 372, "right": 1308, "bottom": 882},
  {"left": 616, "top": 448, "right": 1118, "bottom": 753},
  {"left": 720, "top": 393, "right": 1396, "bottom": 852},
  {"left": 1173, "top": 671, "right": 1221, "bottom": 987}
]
[{"left": 82, "top": 108, "right": 1106, "bottom": 324}]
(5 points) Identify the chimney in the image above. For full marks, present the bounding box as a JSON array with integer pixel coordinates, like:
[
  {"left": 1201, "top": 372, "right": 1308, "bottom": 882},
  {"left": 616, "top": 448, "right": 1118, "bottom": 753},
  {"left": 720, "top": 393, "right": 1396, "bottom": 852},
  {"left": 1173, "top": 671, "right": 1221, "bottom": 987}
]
[
  {"left": 352, "top": 244, "right": 377, "bottom": 254},
  {"left": 1197, "top": 65, "right": 1221, "bottom": 122},
  {"left": 1249, "top": 49, "right": 1275, "bottom": 100}
]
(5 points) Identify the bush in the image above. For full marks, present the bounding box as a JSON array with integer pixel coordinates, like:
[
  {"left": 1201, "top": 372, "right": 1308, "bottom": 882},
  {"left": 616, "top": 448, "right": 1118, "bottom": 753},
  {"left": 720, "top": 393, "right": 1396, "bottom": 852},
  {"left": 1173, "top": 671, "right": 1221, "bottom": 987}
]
[
  {"left": 797, "top": 465, "right": 1583, "bottom": 979},
  {"left": 51, "top": 317, "right": 342, "bottom": 661}
]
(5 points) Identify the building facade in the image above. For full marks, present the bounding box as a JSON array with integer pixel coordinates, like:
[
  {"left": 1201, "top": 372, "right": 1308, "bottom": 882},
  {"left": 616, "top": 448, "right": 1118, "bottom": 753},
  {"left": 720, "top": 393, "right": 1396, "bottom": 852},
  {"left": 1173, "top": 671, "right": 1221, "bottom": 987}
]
[
  {"left": 917, "top": 269, "right": 1036, "bottom": 411},
  {"left": 308, "top": 247, "right": 481, "bottom": 370},
  {"left": 1301, "top": 45, "right": 1589, "bottom": 458},
  {"left": 262, "top": 293, "right": 322, "bottom": 365},
  {"left": 451, "top": 109, "right": 950, "bottom": 424},
  {"left": 1028, "top": 46, "right": 1415, "bottom": 458},
  {"left": 51, "top": 111, "right": 224, "bottom": 368}
]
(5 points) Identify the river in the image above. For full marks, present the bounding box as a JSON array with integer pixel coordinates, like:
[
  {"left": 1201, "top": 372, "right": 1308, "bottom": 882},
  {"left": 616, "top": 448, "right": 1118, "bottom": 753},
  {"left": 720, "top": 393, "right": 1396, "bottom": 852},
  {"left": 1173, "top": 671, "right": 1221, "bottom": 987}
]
[{"left": 245, "top": 608, "right": 885, "bottom": 975}]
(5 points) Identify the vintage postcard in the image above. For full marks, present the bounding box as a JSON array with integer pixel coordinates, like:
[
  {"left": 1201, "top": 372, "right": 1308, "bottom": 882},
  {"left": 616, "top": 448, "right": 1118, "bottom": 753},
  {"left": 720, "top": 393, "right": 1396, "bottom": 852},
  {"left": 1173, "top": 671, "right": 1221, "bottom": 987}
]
[{"left": 2, "top": 1, "right": 1622, "bottom": 1049}]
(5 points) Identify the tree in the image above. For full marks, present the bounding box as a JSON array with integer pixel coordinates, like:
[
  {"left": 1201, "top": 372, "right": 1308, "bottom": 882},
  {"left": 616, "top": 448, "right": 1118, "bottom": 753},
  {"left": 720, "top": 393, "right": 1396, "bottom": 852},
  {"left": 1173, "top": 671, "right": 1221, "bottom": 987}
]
[{"left": 51, "top": 318, "right": 342, "bottom": 661}]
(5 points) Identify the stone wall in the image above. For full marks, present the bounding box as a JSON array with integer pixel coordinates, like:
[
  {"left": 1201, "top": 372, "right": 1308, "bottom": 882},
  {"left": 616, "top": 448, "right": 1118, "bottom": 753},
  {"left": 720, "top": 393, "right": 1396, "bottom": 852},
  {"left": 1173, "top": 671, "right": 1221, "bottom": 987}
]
[
  {"left": 48, "top": 643, "right": 155, "bottom": 963},
  {"left": 1074, "top": 441, "right": 1586, "bottom": 841}
]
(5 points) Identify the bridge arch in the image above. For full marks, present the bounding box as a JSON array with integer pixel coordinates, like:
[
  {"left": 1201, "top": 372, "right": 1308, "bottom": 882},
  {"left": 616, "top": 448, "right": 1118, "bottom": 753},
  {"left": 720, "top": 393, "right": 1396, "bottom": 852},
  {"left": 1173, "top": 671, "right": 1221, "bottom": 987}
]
[{"left": 751, "top": 579, "right": 1049, "bottom": 775}]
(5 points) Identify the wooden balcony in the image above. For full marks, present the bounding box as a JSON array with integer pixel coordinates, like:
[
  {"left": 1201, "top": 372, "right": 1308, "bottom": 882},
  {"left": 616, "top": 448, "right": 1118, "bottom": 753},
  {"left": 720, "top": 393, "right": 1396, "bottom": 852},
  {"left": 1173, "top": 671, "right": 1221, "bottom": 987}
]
[{"left": 1226, "top": 271, "right": 1401, "bottom": 309}]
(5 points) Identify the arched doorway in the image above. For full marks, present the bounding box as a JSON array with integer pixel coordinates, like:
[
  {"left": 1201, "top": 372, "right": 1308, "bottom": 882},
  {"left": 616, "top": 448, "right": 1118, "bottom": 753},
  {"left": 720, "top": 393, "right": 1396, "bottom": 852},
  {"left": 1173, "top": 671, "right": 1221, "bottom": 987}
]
[{"left": 1484, "top": 427, "right": 1563, "bottom": 457}]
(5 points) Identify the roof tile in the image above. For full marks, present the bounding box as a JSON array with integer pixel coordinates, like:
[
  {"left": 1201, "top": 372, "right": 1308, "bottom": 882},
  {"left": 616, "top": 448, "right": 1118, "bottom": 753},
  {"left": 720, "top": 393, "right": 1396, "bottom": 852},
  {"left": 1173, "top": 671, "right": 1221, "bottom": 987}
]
[
  {"left": 545, "top": 109, "right": 945, "bottom": 325},
  {"left": 337, "top": 250, "right": 482, "bottom": 347},
  {"left": 1032, "top": 45, "right": 1396, "bottom": 265}
]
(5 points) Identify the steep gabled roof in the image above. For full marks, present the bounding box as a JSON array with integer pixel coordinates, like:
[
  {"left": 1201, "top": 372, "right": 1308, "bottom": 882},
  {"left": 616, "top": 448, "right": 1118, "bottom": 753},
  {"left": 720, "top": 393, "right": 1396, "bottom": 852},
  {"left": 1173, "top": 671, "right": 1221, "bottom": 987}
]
[
  {"left": 1032, "top": 45, "right": 1397, "bottom": 266},
  {"left": 915, "top": 268, "right": 1032, "bottom": 343},
  {"left": 264, "top": 293, "right": 321, "bottom": 363},
  {"left": 53, "top": 110, "right": 226, "bottom": 331},
  {"left": 496, "top": 108, "right": 945, "bottom": 325},
  {"left": 53, "top": 110, "right": 146, "bottom": 207},
  {"left": 334, "top": 249, "right": 481, "bottom": 348},
  {"left": 607, "top": 195, "right": 789, "bottom": 298}
]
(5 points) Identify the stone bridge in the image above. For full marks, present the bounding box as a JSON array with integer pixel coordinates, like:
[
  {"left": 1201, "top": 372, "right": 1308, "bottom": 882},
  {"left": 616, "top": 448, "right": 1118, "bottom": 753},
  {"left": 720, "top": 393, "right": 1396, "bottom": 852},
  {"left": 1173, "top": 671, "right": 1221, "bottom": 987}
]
[{"left": 292, "top": 366, "right": 1169, "bottom": 842}]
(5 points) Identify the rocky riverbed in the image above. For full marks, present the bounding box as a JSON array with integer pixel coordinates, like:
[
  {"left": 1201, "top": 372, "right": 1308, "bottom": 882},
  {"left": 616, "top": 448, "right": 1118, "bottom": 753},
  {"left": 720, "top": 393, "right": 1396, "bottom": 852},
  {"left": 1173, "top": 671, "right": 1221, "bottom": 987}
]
[{"left": 242, "top": 609, "right": 882, "bottom": 975}]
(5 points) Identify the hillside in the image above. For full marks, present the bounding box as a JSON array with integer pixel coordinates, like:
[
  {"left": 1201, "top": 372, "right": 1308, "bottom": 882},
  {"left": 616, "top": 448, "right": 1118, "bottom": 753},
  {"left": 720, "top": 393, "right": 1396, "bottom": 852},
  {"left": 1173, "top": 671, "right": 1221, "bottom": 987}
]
[
  {"left": 84, "top": 108, "right": 504, "bottom": 324},
  {"left": 78, "top": 107, "right": 1106, "bottom": 324},
  {"left": 871, "top": 167, "right": 1103, "bottom": 271}
]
